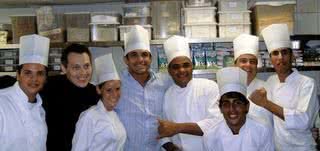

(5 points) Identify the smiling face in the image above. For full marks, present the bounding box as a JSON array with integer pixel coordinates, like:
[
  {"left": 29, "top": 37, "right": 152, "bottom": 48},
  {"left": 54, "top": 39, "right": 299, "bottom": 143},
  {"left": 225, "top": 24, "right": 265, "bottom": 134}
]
[
  {"left": 270, "top": 48, "right": 293, "bottom": 75},
  {"left": 61, "top": 52, "right": 92, "bottom": 88},
  {"left": 235, "top": 54, "right": 258, "bottom": 85},
  {"left": 124, "top": 49, "right": 151, "bottom": 76},
  {"left": 17, "top": 63, "right": 47, "bottom": 102},
  {"left": 97, "top": 80, "right": 121, "bottom": 111},
  {"left": 168, "top": 56, "right": 193, "bottom": 88},
  {"left": 219, "top": 92, "right": 249, "bottom": 134}
]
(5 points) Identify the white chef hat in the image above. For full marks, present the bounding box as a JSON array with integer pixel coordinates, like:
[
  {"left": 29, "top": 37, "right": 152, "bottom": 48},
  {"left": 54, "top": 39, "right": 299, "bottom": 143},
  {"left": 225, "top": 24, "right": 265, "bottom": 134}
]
[
  {"left": 217, "top": 67, "right": 247, "bottom": 97},
  {"left": 261, "top": 24, "right": 291, "bottom": 53},
  {"left": 19, "top": 34, "right": 50, "bottom": 66},
  {"left": 124, "top": 25, "right": 150, "bottom": 56},
  {"left": 233, "top": 34, "right": 259, "bottom": 60},
  {"left": 95, "top": 53, "right": 120, "bottom": 85},
  {"left": 163, "top": 35, "right": 191, "bottom": 64}
]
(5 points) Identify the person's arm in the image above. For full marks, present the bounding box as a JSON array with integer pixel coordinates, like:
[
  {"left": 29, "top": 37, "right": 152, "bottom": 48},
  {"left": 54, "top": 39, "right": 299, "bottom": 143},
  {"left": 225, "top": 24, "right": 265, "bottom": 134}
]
[
  {"left": 157, "top": 119, "right": 203, "bottom": 139},
  {"left": 261, "top": 126, "right": 275, "bottom": 151},
  {"left": 249, "top": 88, "right": 284, "bottom": 120},
  {"left": 250, "top": 79, "right": 319, "bottom": 130},
  {"left": 71, "top": 113, "right": 94, "bottom": 151}
]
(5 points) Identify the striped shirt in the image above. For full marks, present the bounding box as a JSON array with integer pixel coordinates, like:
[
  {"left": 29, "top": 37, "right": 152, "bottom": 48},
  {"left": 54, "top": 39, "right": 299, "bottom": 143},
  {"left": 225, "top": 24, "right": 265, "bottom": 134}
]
[{"left": 115, "top": 69, "right": 172, "bottom": 151}]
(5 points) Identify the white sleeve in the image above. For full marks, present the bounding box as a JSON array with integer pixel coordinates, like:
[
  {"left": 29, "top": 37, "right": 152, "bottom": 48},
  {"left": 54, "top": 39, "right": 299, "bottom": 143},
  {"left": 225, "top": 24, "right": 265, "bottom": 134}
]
[
  {"left": 284, "top": 80, "right": 319, "bottom": 130},
  {"left": 159, "top": 91, "right": 172, "bottom": 147},
  {"left": 72, "top": 112, "right": 94, "bottom": 151},
  {"left": 261, "top": 126, "right": 275, "bottom": 151},
  {"left": 197, "top": 83, "right": 223, "bottom": 134}
]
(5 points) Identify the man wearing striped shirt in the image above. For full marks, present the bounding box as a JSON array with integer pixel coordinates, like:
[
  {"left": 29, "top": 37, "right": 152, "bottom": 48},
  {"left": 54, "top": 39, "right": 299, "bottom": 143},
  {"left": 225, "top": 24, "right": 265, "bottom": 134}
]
[{"left": 115, "top": 25, "right": 172, "bottom": 151}]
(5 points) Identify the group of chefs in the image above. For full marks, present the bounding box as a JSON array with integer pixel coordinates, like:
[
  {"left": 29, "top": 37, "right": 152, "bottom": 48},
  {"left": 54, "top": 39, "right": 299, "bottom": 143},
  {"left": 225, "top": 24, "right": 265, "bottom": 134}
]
[{"left": 0, "top": 23, "right": 319, "bottom": 151}]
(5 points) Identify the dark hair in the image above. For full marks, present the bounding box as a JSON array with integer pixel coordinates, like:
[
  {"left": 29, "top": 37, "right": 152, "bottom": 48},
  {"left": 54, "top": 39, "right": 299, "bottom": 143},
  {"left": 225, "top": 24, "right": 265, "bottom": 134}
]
[
  {"left": 219, "top": 92, "right": 249, "bottom": 107},
  {"left": 61, "top": 43, "right": 92, "bottom": 67},
  {"left": 97, "top": 81, "right": 106, "bottom": 89},
  {"left": 17, "top": 64, "right": 49, "bottom": 77}
]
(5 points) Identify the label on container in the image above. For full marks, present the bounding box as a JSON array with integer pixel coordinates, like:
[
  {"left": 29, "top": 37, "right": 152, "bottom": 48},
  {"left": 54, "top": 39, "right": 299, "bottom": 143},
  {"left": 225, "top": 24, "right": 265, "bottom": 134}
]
[
  {"left": 53, "top": 65, "right": 61, "bottom": 71},
  {"left": 5, "top": 59, "right": 14, "bottom": 64},
  {"left": 231, "top": 14, "right": 241, "bottom": 20},
  {"left": 54, "top": 58, "right": 61, "bottom": 63},
  {"left": 4, "top": 66, "right": 13, "bottom": 71},
  {"left": 228, "top": 2, "right": 237, "bottom": 8}
]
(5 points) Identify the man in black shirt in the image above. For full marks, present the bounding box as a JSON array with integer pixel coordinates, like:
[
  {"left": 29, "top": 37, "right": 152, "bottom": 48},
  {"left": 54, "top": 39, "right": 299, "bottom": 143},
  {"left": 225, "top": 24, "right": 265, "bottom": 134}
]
[{"left": 41, "top": 43, "right": 99, "bottom": 151}]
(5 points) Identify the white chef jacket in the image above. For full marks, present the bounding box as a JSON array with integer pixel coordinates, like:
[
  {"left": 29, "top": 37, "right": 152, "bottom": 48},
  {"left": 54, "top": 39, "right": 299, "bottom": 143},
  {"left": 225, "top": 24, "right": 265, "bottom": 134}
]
[
  {"left": 247, "top": 78, "right": 273, "bottom": 126},
  {"left": 162, "top": 78, "right": 221, "bottom": 151},
  {"left": 0, "top": 82, "right": 47, "bottom": 151},
  {"left": 204, "top": 117, "right": 275, "bottom": 151},
  {"left": 266, "top": 69, "right": 319, "bottom": 151},
  {"left": 72, "top": 100, "right": 126, "bottom": 151}
]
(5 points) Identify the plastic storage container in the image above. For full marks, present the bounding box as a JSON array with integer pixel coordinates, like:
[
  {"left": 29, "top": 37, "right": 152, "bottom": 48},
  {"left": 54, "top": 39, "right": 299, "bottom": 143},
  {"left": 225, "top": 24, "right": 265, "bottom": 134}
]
[
  {"left": 119, "top": 25, "right": 152, "bottom": 41},
  {"left": 218, "top": 23, "right": 250, "bottom": 38},
  {"left": 218, "top": 11, "right": 251, "bottom": 23},
  {"left": 296, "top": 0, "right": 319, "bottom": 13},
  {"left": 219, "top": 0, "right": 247, "bottom": 11},
  {"left": 65, "top": 12, "right": 90, "bottom": 42},
  {"left": 10, "top": 15, "right": 37, "bottom": 44},
  {"left": 36, "top": 6, "right": 65, "bottom": 43},
  {"left": 184, "top": 23, "right": 217, "bottom": 39},
  {"left": 0, "top": 31, "right": 7, "bottom": 44},
  {"left": 0, "top": 65, "right": 17, "bottom": 72},
  {"left": 123, "top": 3, "right": 151, "bottom": 17},
  {"left": 251, "top": 1, "right": 295, "bottom": 36},
  {"left": 90, "top": 23, "right": 119, "bottom": 42},
  {"left": 123, "top": 16, "right": 152, "bottom": 25},
  {"left": 90, "top": 12, "right": 121, "bottom": 24},
  {"left": 294, "top": 12, "right": 320, "bottom": 35},
  {"left": 151, "top": 1, "right": 182, "bottom": 39},
  {"left": 184, "top": 7, "right": 217, "bottom": 23},
  {"left": 186, "top": 0, "right": 213, "bottom": 7}
]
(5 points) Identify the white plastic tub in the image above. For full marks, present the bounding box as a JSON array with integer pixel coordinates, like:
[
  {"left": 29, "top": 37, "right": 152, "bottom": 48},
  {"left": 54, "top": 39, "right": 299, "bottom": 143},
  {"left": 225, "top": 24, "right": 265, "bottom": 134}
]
[
  {"left": 123, "top": 3, "right": 151, "bottom": 17},
  {"left": 186, "top": 0, "right": 213, "bottom": 7},
  {"left": 119, "top": 25, "right": 152, "bottom": 41},
  {"left": 219, "top": 0, "right": 247, "bottom": 11},
  {"left": 90, "top": 23, "right": 119, "bottom": 42},
  {"left": 218, "top": 11, "right": 251, "bottom": 24},
  {"left": 184, "top": 23, "right": 217, "bottom": 39},
  {"left": 218, "top": 23, "right": 251, "bottom": 38},
  {"left": 184, "top": 7, "right": 217, "bottom": 24}
]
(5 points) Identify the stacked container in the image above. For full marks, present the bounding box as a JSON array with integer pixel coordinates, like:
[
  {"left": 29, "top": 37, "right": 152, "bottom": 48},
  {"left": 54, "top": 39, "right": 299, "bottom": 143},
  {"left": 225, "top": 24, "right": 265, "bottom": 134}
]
[
  {"left": 65, "top": 12, "right": 90, "bottom": 42},
  {"left": 151, "top": 1, "right": 182, "bottom": 39},
  {"left": 183, "top": 0, "right": 218, "bottom": 39},
  {"left": 249, "top": 0, "right": 295, "bottom": 37},
  {"left": 218, "top": 0, "right": 251, "bottom": 38},
  {"left": 36, "top": 6, "right": 65, "bottom": 43},
  {"left": 90, "top": 12, "right": 121, "bottom": 42},
  {"left": 48, "top": 48, "right": 63, "bottom": 71},
  {"left": 0, "top": 48, "right": 19, "bottom": 72},
  {"left": 10, "top": 15, "right": 37, "bottom": 44},
  {"left": 294, "top": 0, "right": 320, "bottom": 35},
  {"left": 120, "top": 3, "right": 152, "bottom": 41}
]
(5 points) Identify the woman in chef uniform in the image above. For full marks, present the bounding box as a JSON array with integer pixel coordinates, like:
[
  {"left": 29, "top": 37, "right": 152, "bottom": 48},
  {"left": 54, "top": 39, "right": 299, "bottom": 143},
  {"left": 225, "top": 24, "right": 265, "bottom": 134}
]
[{"left": 72, "top": 53, "right": 126, "bottom": 151}]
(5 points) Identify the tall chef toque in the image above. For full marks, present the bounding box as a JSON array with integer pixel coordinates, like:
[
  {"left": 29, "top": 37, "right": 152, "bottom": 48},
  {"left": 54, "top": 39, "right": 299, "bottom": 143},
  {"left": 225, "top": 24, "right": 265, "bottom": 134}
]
[
  {"left": 124, "top": 25, "right": 150, "bottom": 56},
  {"left": 163, "top": 35, "right": 191, "bottom": 64},
  {"left": 19, "top": 34, "right": 50, "bottom": 66}
]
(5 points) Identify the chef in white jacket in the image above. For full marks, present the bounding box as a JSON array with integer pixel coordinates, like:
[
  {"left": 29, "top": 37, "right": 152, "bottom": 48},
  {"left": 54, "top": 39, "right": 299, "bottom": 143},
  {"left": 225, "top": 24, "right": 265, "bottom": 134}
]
[
  {"left": 157, "top": 35, "right": 221, "bottom": 151},
  {"left": 204, "top": 67, "right": 275, "bottom": 151},
  {"left": 233, "top": 34, "right": 273, "bottom": 126},
  {"left": 250, "top": 24, "right": 320, "bottom": 150},
  {"left": 0, "top": 34, "right": 49, "bottom": 151},
  {"left": 72, "top": 54, "right": 126, "bottom": 151}
]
